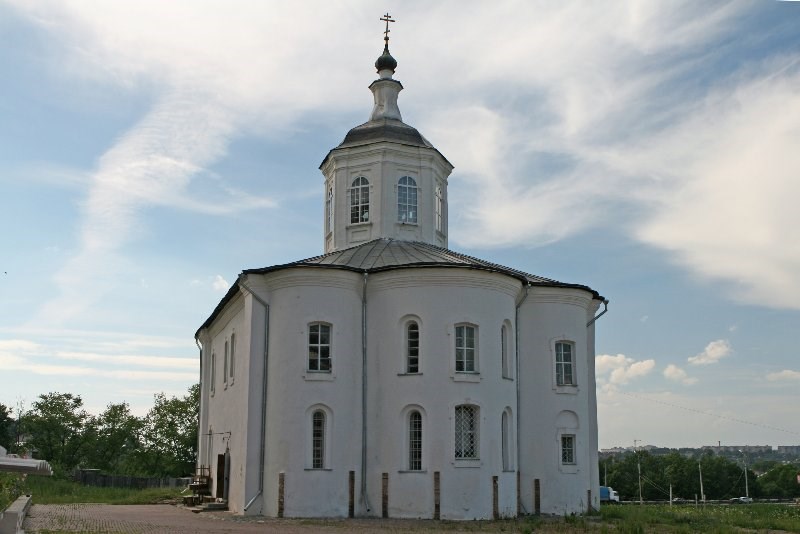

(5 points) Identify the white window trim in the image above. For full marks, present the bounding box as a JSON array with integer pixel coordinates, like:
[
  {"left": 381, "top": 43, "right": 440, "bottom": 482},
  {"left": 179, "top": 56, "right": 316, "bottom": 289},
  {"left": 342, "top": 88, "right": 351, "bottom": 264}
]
[
  {"left": 501, "top": 408, "right": 515, "bottom": 471},
  {"left": 229, "top": 332, "right": 235, "bottom": 386},
  {"left": 454, "top": 323, "right": 479, "bottom": 374},
  {"left": 306, "top": 405, "right": 332, "bottom": 470},
  {"left": 501, "top": 321, "right": 514, "bottom": 380},
  {"left": 325, "top": 185, "right": 333, "bottom": 235},
  {"left": 396, "top": 176, "right": 419, "bottom": 225},
  {"left": 307, "top": 322, "right": 333, "bottom": 373},
  {"left": 454, "top": 403, "right": 480, "bottom": 463},
  {"left": 348, "top": 177, "right": 371, "bottom": 225},
  {"left": 405, "top": 320, "right": 420, "bottom": 374},
  {"left": 408, "top": 409, "right": 423, "bottom": 471},
  {"left": 223, "top": 339, "right": 229, "bottom": 388},
  {"left": 210, "top": 351, "right": 216, "bottom": 396},
  {"left": 559, "top": 432, "right": 579, "bottom": 474},
  {"left": 552, "top": 338, "right": 578, "bottom": 393}
]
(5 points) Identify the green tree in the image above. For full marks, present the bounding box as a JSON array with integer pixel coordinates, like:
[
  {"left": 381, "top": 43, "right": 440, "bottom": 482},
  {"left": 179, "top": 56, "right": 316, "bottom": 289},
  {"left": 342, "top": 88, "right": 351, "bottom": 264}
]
[
  {"left": 133, "top": 384, "right": 199, "bottom": 477},
  {"left": 756, "top": 463, "right": 800, "bottom": 498},
  {"left": 0, "top": 403, "right": 13, "bottom": 450},
  {"left": 22, "top": 393, "right": 89, "bottom": 474},
  {"left": 83, "top": 402, "right": 143, "bottom": 473}
]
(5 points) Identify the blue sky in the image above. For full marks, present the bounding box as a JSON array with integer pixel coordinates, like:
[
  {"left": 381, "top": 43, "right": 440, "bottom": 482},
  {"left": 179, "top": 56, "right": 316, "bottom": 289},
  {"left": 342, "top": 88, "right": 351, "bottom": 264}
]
[{"left": 1, "top": 1, "right": 798, "bottom": 449}]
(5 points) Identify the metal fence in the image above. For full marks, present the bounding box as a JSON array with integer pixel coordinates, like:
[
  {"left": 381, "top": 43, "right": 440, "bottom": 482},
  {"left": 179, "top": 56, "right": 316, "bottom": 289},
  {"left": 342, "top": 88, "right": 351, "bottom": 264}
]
[{"left": 73, "top": 469, "right": 191, "bottom": 490}]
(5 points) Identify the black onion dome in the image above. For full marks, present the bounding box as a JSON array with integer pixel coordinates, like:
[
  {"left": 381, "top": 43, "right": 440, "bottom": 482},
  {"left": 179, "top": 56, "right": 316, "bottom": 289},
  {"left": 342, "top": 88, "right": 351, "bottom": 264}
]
[{"left": 375, "top": 46, "right": 397, "bottom": 72}]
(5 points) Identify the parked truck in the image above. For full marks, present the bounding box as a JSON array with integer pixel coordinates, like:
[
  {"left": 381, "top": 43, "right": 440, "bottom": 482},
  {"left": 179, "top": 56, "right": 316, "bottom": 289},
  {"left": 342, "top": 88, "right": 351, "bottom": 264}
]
[{"left": 600, "top": 486, "right": 620, "bottom": 503}]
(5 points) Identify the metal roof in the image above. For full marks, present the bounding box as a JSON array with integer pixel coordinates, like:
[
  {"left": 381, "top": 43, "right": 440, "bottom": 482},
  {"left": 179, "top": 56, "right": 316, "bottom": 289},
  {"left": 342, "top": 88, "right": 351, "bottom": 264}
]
[{"left": 197, "top": 239, "right": 602, "bottom": 336}]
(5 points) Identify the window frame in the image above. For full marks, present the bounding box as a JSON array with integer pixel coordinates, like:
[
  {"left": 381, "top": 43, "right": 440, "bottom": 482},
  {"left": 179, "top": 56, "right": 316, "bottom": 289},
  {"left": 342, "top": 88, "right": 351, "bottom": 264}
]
[
  {"left": 311, "top": 410, "right": 326, "bottom": 469},
  {"left": 434, "top": 185, "right": 443, "bottom": 233},
  {"left": 454, "top": 404, "right": 479, "bottom": 460},
  {"left": 501, "top": 323, "right": 513, "bottom": 379},
  {"left": 325, "top": 185, "right": 333, "bottom": 234},
  {"left": 406, "top": 321, "right": 420, "bottom": 374},
  {"left": 501, "top": 409, "right": 514, "bottom": 471},
  {"left": 223, "top": 339, "right": 229, "bottom": 387},
  {"left": 455, "top": 324, "right": 478, "bottom": 373},
  {"left": 408, "top": 410, "right": 423, "bottom": 471},
  {"left": 349, "top": 176, "right": 370, "bottom": 224},
  {"left": 561, "top": 434, "right": 576, "bottom": 465},
  {"left": 555, "top": 341, "right": 575, "bottom": 386},
  {"left": 210, "top": 351, "right": 216, "bottom": 396},
  {"left": 308, "top": 322, "right": 332, "bottom": 373},
  {"left": 397, "top": 176, "right": 418, "bottom": 224},
  {"left": 229, "top": 332, "right": 236, "bottom": 385}
]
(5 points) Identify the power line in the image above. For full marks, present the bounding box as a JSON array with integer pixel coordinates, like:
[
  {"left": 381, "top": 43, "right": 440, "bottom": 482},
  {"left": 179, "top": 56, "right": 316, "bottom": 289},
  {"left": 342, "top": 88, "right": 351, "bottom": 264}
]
[{"left": 616, "top": 390, "right": 800, "bottom": 436}]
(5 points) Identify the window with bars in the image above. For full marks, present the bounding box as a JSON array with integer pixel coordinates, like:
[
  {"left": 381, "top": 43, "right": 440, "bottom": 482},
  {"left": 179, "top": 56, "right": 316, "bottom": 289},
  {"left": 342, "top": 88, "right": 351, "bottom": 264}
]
[
  {"left": 408, "top": 410, "right": 422, "bottom": 470},
  {"left": 350, "top": 177, "right": 370, "bottom": 223},
  {"left": 555, "top": 341, "right": 575, "bottom": 386},
  {"left": 312, "top": 410, "right": 326, "bottom": 469},
  {"left": 454, "top": 404, "right": 479, "bottom": 459},
  {"left": 397, "top": 176, "right": 418, "bottom": 223},
  {"left": 406, "top": 321, "right": 420, "bottom": 373},
  {"left": 308, "top": 323, "right": 332, "bottom": 372},
  {"left": 455, "top": 324, "right": 477, "bottom": 372},
  {"left": 435, "top": 185, "right": 443, "bottom": 232},
  {"left": 561, "top": 434, "right": 576, "bottom": 465}
]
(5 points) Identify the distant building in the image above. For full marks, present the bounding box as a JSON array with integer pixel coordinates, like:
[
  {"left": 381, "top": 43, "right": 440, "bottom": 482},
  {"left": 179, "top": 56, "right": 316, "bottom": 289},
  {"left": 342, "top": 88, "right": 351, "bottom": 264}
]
[
  {"left": 195, "top": 27, "right": 605, "bottom": 519},
  {"left": 777, "top": 445, "right": 800, "bottom": 455},
  {"left": 704, "top": 445, "right": 773, "bottom": 454}
]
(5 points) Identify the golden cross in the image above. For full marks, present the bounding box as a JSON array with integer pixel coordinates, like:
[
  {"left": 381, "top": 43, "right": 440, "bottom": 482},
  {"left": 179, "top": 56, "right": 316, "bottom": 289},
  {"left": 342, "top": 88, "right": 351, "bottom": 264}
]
[{"left": 380, "top": 13, "right": 395, "bottom": 44}]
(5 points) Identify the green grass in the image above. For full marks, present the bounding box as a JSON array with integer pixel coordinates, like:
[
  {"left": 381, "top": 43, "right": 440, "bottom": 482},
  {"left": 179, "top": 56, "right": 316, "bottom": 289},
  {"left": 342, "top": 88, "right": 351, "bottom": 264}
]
[
  {"left": 23, "top": 476, "right": 186, "bottom": 505},
  {"left": 600, "top": 503, "right": 800, "bottom": 533}
]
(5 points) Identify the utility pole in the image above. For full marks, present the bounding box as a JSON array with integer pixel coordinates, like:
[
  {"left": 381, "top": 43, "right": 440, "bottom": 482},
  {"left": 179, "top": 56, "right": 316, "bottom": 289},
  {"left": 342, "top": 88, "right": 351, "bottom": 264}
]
[
  {"left": 739, "top": 450, "right": 749, "bottom": 498},
  {"left": 698, "top": 461, "right": 705, "bottom": 504},
  {"left": 634, "top": 440, "right": 643, "bottom": 504}
]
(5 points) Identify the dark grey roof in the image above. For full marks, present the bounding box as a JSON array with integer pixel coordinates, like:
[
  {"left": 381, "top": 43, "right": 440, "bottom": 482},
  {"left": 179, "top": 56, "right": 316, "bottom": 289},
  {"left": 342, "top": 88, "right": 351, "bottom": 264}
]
[
  {"left": 197, "top": 239, "right": 602, "bottom": 335},
  {"left": 319, "top": 118, "right": 453, "bottom": 169}
]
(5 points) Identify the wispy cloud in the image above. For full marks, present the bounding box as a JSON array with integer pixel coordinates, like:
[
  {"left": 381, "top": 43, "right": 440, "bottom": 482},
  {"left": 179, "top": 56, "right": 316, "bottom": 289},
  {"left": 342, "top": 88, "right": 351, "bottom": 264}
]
[
  {"left": 688, "top": 339, "right": 731, "bottom": 366},
  {"left": 596, "top": 354, "right": 656, "bottom": 391},
  {"left": 212, "top": 275, "right": 231, "bottom": 292},
  {"left": 663, "top": 364, "right": 698, "bottom": 386},
  {"left": 766, "top": 370, "right": 800, "bottom": 381}
]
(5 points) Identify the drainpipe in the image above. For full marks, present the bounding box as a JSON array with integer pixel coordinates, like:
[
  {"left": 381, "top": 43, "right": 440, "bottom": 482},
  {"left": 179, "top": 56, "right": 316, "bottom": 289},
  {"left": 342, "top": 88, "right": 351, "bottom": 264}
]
[
  {"left": 195, "top": 337, "right": 203, "bottom": 473},
  {"left": 240, "top": 277, "right": 270, "bottom": 513},
  {"left": 586, "top": 299, "right": 609, "bottom": 327},
  {"left": 515, "top": 282, "right": 530, "bottom": 514},
  {"left": 360, "top": 272, "right": 372, "bottom": 513}
]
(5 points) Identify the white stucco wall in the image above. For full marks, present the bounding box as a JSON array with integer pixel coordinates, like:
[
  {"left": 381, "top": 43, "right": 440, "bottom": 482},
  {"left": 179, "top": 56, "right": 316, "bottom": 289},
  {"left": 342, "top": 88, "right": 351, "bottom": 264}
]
[{"left": 517, "top": 288, "right": 601, "bottom": 515}]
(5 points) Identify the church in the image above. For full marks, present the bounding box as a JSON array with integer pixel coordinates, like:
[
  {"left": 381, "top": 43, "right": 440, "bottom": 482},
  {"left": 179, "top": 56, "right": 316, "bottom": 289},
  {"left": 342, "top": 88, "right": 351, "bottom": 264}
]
[{"left": 195, "top": 20, "right": 606, "bottom": 520}]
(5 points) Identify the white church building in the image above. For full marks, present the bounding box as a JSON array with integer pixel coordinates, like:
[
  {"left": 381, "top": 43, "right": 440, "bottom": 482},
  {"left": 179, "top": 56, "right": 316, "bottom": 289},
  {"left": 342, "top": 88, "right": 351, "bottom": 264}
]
[{"left": 195, "top": 27, "right": 606, "bottom": 520}]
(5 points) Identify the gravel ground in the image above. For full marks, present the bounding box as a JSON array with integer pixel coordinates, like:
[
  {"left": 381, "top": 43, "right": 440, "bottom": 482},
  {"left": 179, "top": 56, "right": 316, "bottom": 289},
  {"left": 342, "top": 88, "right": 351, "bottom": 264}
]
[{"left": 23, "top": 504, "right": 558, "bottom": 533}]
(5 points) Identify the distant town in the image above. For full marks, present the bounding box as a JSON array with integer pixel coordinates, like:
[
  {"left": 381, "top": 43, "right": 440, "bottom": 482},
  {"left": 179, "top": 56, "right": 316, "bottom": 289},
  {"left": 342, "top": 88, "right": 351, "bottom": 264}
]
[{"left": 601, "top": 444, "right": 800, "bottom": 467}]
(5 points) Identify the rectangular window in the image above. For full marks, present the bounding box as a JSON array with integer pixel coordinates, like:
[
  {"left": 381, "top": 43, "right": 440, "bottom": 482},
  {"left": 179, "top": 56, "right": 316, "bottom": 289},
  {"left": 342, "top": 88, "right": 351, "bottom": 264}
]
[
  {"left": 223, "top": 340, "right": 229, "bottom": 386},
  {"left": 454, "top": 405, "right": 478, "bottom": 459},
  {"left": 210, "top": 352, "right": 216, "bottom": 395},
  {"left": 308, "top": 323, "right": 332, "bottom": 372},
  {"left": 501, "top": 324, "right": 512, "bottom": 378},
  {"left": 455, "top": 324, "right": 476, "bottom": 372},
  {"left": 409, "top": 411, "right": 422, "bottom": 470},
  {"left": 407, "top": 322, "right": 420, "bottom": 373},
  {"left": 561, "top": 434, "right": 576, "bottom": 464},
  {"left": 555, "top": 341, "right": 574, "bottom": 386}
]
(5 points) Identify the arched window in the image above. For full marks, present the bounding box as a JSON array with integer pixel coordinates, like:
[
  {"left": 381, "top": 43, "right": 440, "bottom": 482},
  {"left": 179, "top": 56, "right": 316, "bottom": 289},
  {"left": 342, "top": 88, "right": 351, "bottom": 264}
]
[
  {"left": 397, "top": 176, "right": 417, "bottom": 223},
  {"left": 350, "top": 177, "right": 370, "bottom": 223},
  {"left": 435, "top": 185, "right": 443, "bottom": 232},
  {"left": 501, "top": 410, "right": 512, "bottom": 470},
  {"left": 312, "top": 410, "right": 326, "bottom": 469},
  {"left": 454, "top": 404, "right": 479, "bottom": 459},
  {"left": 326, "top": 186, "right": 333, "bottom": 233},
  {"left": 229, "top": 332, "right": 236, "bottom": 384},
  {"left": 210, "top": 351, "right": 216, "bottom": 395},
  {"left": 408, "top": 410, "right": 422, "bottom": 470},
  {"left": 406, "top": 321, "right": 420, "bottom": 373},
  {"left": 223, "top": 340, "right": 229, "bottom": 386},
  {"left": 501, "top": 324, "right": 512, "bottom": 379}
]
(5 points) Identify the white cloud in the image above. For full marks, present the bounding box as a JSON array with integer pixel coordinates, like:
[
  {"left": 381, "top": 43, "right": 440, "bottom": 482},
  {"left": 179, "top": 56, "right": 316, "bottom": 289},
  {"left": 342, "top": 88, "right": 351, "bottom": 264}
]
[
  {"left": 596, "top": 354, "right": 656, "bottom": 388},
  {"left": 212, "top": 275, "right": 230, "bottom": 292},
  {"left": 688, "top": 339, "right": 731, "bottom": 366},
  {"left": 663, "top": 364, "right": 698, "bottom": 385},
  {"left": 766, "top": 370, "right": 800, "bottom": 381}
]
